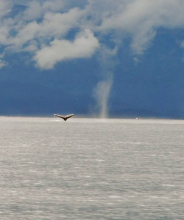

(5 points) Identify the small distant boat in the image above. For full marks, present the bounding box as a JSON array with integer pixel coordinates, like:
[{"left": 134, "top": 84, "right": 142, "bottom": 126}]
[{"left": 54, "top": 114, "right": 74, "bottom": 121}]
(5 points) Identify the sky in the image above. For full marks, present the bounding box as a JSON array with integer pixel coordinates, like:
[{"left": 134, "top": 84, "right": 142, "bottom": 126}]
[{"left": 0, "top": 0, "right": 184, "bottom": 118}]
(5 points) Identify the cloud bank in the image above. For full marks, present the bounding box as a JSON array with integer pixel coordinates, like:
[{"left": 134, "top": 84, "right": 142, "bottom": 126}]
[
  {"left": 1, "top": 0, "right": 184, "bottom": 69},
  {"left": 34, "top": 29, "right": 99, "bottom": 69}
]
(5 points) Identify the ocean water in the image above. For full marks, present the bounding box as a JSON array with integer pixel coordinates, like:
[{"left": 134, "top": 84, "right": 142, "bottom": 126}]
[{"left": 0, "top": 117, "right": 184, "bottom": 220}]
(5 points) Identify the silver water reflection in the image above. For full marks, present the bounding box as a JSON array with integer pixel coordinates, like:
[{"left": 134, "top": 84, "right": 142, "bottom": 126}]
[{"left": 0, "top": 117, "right": 184, "bottom": 220}]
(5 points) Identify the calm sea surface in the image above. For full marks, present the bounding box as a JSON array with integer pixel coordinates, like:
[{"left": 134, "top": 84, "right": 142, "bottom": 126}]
[{"left": 0, "top": 117, "right": 184, "bottom": 220}]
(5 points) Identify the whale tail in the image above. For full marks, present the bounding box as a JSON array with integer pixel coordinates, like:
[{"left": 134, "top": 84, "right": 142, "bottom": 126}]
[{"left": 54, "top": 114, "right": 74, "bottom": 121}]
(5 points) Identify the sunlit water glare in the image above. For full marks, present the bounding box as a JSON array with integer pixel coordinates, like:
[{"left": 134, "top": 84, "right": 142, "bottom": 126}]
[{"left": 0, "top": 117, "right": 184, "bottom": 220}]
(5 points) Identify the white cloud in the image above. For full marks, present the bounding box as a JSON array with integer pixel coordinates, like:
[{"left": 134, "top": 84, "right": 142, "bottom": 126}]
[
  {"left": 42, "top": 0, "right": 65, "bottom": 12},
  {"left": 0, "top": 59, "right": 8, "bottom": 68},
  {"left": 23, "top": 1, "right": 42, "bottom": 21},
  {"left": 9, "top": 21, "right": 40, "bottom": 49},
  {"left": 38, "top": 7, "right": 83, "bottom": 38},
  {"left": 5, "top": 6, "right": 83, "bottom": 51},
  {"left": 90, "top": 0, "right": 184, "bottom": 53},
  {"left": 14, "top": 0, "right": 31, "bottom": 6},
  {"left": 0, "top": 0, "right": 13, "bottom": 18},
  {"left": 34, "top": 29, "right": 100, "bottom": 69},
  {"left": 22, "top": 0, "right": 66, "bottom": 21},
  {"left": 1, "top": 0, "right": 184, "bottom": 68}
]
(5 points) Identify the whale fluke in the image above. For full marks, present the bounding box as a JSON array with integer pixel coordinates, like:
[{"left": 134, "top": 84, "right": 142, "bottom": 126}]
[{"left": 54, "top": 114, "right": 74, "bottom": 121}]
